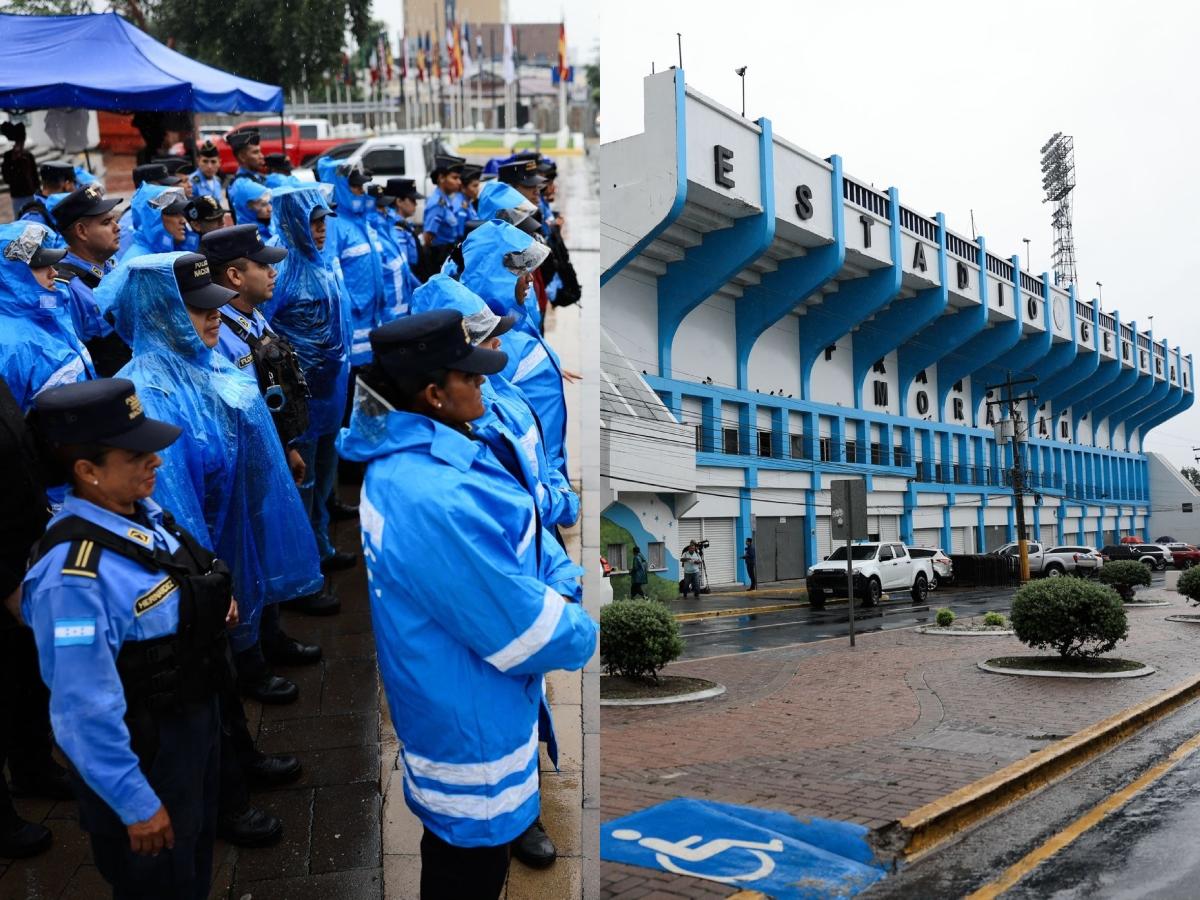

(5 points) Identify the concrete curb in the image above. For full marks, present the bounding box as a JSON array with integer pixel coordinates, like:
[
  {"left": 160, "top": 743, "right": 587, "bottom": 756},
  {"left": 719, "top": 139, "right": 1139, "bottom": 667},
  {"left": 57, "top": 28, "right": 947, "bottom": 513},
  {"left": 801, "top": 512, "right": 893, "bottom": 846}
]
[
  {"left": 600, "top": 683, "right": 726, "bottom": 707},
  {"left": 1165, "top": 614, "right": 1200, "bottom": 623},
  {"left": 873, "top": 670, "right": 1200, "bottom": 863},
  {"left": 916, "top": 627, "right": 1016, "bottom": 637},
  {"left": 674, "top": 602, "right": 806, "bottom": 622},
  {"left": 978, "top": 660, "right": 1155, "bottom": 679}
]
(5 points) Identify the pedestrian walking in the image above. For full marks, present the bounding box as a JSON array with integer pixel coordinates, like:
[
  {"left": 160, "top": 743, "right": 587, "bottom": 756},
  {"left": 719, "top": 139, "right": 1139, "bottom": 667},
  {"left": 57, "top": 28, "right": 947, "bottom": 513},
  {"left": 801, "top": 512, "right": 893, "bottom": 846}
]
[
  {"left": 681, "top": 542, "right": 702, "bottom": 598},
  {"left": 630, "top": 546, "right": 648, "bottom": 598},
  {"left": 742, "top": 537, "right": 758, "bottom": 591}
]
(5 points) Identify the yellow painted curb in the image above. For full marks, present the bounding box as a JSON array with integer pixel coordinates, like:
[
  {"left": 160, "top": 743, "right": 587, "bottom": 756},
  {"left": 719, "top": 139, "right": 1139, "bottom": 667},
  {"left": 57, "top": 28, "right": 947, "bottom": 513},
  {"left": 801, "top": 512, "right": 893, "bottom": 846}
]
[
  {"left": 727, "top": 893, "right": 771, "bottom": 899},
  {"left": 674, "top": 603, "right": 806, "bottom": 622},
  {"left": 877, "top": 670, "right": 1200, "bottom": 862}
]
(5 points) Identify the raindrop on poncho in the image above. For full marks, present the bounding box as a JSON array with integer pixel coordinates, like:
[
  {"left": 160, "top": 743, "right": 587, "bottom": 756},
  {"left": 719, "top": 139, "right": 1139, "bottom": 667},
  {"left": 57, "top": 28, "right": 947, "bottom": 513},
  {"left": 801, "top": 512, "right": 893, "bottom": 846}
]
[
  {"left": 119, "top": 183, "right": 184, "bottom": 262},
  {"left": 460, "top": 219, "right": 545, "bottom": 336},
  {"left": 228, "top": 179, "right": 276, "bottom": 245},
  {"left": 321, "top": 166, "right": 385, "bottom": 365},
  {"left": 265, "top": 186, "right": 350, "bottom": 438},
  {"left": 0, "top": 221, "right": 94, "bottom": 411},
  {"left": 95, "top": 253, "right": 323, "bottom": 646}
]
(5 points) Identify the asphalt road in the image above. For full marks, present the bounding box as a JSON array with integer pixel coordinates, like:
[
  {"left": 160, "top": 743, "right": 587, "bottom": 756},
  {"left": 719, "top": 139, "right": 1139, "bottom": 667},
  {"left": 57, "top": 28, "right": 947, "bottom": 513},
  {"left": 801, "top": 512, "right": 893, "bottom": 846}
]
[
  {"left": 865, "top": 693, "right": 1200, "bottom": 899},
  {"left": 679, "top": 572, "right": 1170, "bottom": 661}
]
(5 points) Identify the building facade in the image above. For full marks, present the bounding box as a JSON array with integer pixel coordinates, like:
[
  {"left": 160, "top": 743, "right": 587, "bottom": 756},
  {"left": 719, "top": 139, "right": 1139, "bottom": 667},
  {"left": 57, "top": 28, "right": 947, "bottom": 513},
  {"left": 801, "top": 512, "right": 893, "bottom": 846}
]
[{"left": 600, "top": 69, "right": 1194, "bottom": 587}]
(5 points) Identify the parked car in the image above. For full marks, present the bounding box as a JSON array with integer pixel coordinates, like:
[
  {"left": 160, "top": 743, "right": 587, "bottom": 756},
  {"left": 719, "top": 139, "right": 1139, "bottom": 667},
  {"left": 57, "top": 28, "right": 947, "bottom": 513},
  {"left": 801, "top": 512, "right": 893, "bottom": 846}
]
[
  {"left": 907, "top": 547, "right": 953, "bottom": 589},
  {"left": 1042, "top": 546, "right": 1103, "bottom": 577},
  {"left": 1164, "top": 543, "right": 1200, "bottom": 569},
  {"left": 201, "top": 118, "right": 346, "bottom": 174},
  {"left": 991, "top": 541, "right": 1049, "bottom": 574},
  {"left": 298, "top": 134, "right": 444, "bottom": 224},
  {"left": 1099, "top": 544, "right": 1168, "bottom": 570},
  {"left": 806, "top": 542, "right": 933, "bottom": 606},
  {"left": 1155, "top": 535, "right": 1178, "bottom": 543}
]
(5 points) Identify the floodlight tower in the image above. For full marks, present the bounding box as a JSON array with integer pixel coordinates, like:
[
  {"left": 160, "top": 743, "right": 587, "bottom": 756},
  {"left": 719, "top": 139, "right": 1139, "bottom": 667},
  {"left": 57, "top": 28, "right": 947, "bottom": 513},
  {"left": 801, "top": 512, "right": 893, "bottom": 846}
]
[{"left": 1040, "top": 132, "right": 1078, "bottom": 287}]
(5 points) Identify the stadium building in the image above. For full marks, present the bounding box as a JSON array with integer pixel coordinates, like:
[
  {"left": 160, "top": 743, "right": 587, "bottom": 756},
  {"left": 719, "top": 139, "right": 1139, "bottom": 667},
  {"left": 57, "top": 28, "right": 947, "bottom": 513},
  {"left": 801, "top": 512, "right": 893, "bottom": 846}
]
[{"left": 600, "top": 69, "right": 1195, "bottom": 588}]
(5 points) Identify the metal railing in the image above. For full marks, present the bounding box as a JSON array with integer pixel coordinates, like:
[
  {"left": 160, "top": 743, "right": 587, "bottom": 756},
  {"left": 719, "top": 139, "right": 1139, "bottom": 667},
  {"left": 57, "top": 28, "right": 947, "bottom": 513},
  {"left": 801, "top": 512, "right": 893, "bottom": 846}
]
[
  {"left": 1121, "top": 323, "right": 1134, "bottom": 342},
  {"left": 1019, "top": 272, "right": 1043, "bottom": 295},
  {"left": 1137, "top": 333, "right": 1151, "bottom": 351},
  {"left": 899, "top": 206, "right": 939, "bottom": 242},
  {"left": 986, "top": 253, "right": 1014, "bottom": 281},
  {"left": 912, "top": 463, "right": 1060, "bottom": 491},
  {"left": 1098, "top": 311, "right": 1116, "bottom": 331},
  {"left": 843, "top": 178, "right": 890, "bottom": 218},
  {"left": 945, "top": 231, "right": 979, "bottom": 264}
]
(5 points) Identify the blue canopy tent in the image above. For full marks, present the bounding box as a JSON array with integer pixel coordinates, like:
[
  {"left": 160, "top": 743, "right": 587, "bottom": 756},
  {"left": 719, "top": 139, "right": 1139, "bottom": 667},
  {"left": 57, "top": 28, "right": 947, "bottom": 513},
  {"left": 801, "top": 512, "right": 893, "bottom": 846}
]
[{"left": 0, "top": 12, "right": 282, "bottom": 112}]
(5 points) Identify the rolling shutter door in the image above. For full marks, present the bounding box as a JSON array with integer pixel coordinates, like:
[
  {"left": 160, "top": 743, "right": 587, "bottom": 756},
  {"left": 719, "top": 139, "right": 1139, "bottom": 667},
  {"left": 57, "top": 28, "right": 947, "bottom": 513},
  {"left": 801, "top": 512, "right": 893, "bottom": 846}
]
[
  {"left": 699, "top": 518, "right": 736, "bottom": 586},
  {"left": 1040, "top": 524, "right": 1057, "bottom": 546},
  {"left": 880, "top": 516, "right": 901, "bottom": 542},
  {"left": 912, "top": 528, "right": 941, "bottom": 549},
  {"left": 816, "top": 517, "right": 832, "bottom": 560},
  {"left": 952, "top": 527, "right": 971, "bottom": 554},
  {"left": 678, "top": 520, "right": 701, "bottom": 555}
]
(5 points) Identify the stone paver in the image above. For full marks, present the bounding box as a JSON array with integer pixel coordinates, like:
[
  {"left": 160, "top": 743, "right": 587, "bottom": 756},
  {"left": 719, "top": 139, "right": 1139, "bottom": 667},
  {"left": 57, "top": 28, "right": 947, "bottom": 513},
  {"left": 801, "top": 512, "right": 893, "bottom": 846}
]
[{"left": 601, "top": 591, "right": 1200, "bottom": 897}]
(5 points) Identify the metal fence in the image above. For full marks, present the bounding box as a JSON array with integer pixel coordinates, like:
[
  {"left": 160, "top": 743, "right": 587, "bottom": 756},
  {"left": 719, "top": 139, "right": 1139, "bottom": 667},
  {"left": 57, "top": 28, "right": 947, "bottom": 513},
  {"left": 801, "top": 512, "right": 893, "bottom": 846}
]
[{"left": 948, "top": 554, "right": 1021, "bottom": 588}]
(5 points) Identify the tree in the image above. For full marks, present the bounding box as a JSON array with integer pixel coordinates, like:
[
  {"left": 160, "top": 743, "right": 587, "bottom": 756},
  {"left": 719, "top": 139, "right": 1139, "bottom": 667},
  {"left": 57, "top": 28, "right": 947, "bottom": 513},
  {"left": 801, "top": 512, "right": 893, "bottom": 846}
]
[
  {"left": 1183, "top": 466, "right": 1200, "bottom": 491},
  {"left": 146, "top": 0, "right": 373, "bottom": 93},
  {"left": 1, "top": 0, "right": 93, "bottom": 13}
]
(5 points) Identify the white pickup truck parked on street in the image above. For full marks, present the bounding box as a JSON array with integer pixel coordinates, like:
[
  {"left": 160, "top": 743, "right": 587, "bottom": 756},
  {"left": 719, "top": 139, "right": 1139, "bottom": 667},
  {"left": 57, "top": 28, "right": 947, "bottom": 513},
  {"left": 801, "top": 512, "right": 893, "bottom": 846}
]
[
  {"left": 992, "top": 542, "right": 1104, "bottom": 577},
  {"left": 805, "top": 542, "right": 934, "bottom": 608}
]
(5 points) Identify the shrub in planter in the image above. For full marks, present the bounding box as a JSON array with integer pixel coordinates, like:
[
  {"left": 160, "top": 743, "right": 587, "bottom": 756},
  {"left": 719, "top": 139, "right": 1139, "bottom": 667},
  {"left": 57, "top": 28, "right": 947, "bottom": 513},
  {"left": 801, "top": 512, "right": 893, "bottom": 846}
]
[
  {"left": 935, "top": 608, "right": 955, "bottom": 627},
  {"left": 1177, "top": 566, "right": 1200, "bottom": 605},
  {"left": 1096, "top": 560, "right": 1153, "bottom": 601},
  {"left": 1010, "top": 578, "right": 1128, "bottom": 658},
  {"left": 983, "top": 611, "right": 1006, "bottom": 627},
  {"left": 600, "top": 599, "right": 684, "bottom": 681}
]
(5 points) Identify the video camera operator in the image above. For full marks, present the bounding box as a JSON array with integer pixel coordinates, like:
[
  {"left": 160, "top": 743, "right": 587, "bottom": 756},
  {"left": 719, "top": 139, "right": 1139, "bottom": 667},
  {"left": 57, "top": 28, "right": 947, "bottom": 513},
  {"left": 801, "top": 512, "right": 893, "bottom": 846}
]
[{"left": 680, "top": 541, "right": 704, "bottom": 599}]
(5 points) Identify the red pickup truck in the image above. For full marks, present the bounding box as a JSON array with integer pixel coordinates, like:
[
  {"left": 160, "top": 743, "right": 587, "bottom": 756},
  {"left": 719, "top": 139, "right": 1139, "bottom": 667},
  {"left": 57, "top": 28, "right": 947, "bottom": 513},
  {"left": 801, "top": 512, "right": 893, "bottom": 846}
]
[{"left": 202, "top": 119, "right": 345, "bottom": 174}]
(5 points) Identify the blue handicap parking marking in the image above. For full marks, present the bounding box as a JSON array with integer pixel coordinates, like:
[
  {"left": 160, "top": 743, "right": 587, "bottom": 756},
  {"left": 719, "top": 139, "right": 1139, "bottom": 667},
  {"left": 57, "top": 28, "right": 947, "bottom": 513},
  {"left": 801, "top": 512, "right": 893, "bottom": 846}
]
[{"left": 601, "top": 798, "right": 888, "bottom": 898}]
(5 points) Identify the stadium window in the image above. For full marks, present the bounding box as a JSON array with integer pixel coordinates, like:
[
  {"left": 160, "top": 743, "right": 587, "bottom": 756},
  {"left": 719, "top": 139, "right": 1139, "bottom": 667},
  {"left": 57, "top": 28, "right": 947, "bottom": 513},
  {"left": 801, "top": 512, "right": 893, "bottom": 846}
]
[
  {"left": 819, "top": 437, "right": 833, "bottom": 462},
  {"left": 789, "top": 433, "right": 805, "bottom": 459},
  {"left": 723, "top": 428, "right": 740, "bottom": 455},
  {"left": 606, "top": 543, "right": 627, "bottom": 571},
  {"left": 758, "top": 430, "right": 773, "bottom": 458},
  {"left": 648, "top": 542, "right": 666, "bottom": 571}
]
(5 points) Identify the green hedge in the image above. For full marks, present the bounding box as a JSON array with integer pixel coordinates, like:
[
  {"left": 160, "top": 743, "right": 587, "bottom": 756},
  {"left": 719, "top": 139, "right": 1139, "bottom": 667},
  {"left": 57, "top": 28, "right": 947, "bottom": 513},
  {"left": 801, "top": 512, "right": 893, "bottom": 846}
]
[
  {"left": 600, "top": 599, "right": 683, "bottom": 680},
  {"left": 1010, "top": 578, "right": 1128, "bottom": 658}
]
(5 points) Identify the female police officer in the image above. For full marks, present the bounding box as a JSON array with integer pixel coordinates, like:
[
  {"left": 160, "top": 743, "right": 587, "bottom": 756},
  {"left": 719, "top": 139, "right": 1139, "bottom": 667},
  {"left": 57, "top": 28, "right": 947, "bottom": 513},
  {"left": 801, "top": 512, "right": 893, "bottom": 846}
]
[
  {"left": 337, "top": 309, "right": 597, "bottom": 898},
  {"left": 22, "top": 377, "right": 235, "bottom": 899}
]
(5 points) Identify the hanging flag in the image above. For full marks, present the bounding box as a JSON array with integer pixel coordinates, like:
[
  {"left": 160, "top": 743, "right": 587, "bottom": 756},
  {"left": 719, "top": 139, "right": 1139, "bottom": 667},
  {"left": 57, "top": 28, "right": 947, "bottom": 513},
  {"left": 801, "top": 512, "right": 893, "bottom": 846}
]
[
  {"left": 501, "top": 23, "right": 515, "bottom": 85},
  {"left": 342, "top": 51, "right": 353, "bottom": 85},
  {"left": 557, "top": 21, "right": 568, "bottom": 83},
  {"left": 462, "top": 23, "right": 473, "bottom": 75},
  {"left": 453, "top": 23, "right": 464, "bottom": 81},
  {"left": 400, "top": 31, "right": 407, "bottom": 80},
  {"left": 381, "top": 32, "right": 393, "bottom": 82},
  {"left": 433, "top": 35, "right": 441, "bottom": 81},
  {"left": 416, "top": 33, "right": 426, "bottom": 81}
]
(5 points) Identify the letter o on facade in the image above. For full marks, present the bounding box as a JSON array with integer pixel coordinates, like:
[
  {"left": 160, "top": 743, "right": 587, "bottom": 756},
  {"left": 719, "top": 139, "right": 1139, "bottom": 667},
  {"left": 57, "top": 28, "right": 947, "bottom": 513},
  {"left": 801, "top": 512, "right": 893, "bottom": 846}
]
[{"left": 916, "top": 391, "right": 929, "bottom": 415}]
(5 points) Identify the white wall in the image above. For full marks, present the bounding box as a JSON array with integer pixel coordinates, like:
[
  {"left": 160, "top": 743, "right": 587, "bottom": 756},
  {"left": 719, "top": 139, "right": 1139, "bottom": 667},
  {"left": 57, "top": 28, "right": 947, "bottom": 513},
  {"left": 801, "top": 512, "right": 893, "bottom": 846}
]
[
  {"left": 859, "top": 349, "right": 899, "bottom": 416},
  {"left": 675, "top": 296, "right": 737, "bottom": 387},
  {"left": 748, "top": 312, "right": 801, "bottom": 396},
  {"left": 604, "top": 270, "right": 660, "bottom": 374},
  {"left": 1149, "top": 452, "right": 1200, "bottom": 543},
  {"left": 942, "top": 374, "right": 970, "bottom": 426},
  {"left": 808, "top": 329, "right": 854, "bottom": 406},
  {"left": 907, "top": 365, "right": 938, "bottom": 420}
]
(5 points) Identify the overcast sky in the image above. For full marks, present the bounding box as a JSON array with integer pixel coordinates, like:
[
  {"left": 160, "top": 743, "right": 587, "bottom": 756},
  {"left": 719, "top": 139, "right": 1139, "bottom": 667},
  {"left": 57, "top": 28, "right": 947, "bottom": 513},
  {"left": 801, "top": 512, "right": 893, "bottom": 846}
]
[
  {"left": 375, "top": 0, "right": 599, "bottom": 64},
  {"left": 602, "top": 0, "right": 1200, "bottom": 471}
]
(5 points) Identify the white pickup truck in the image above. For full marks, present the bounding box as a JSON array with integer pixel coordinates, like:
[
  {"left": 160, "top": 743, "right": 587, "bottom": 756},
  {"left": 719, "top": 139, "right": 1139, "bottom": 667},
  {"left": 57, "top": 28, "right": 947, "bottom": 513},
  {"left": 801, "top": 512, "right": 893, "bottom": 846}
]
[{"left": 805, "top": 542, "right": 933, "bottom": 608}]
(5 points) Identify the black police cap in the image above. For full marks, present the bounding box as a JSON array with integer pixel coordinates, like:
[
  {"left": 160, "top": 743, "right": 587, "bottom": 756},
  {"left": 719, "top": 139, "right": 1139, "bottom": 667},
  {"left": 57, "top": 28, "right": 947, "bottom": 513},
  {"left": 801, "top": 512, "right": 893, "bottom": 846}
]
[
  {"left": 430, "top": 154, "right": 467, "bottom": 179},
  {"left": 497, "top": 160, "right": 545, "bottom": 188},
  {"left": 197, "top": 139, "right": 220, "bottom": 158},
  {"left": 185, "top": 195, "right": 228, "bottom": 223},
  {"left": 384, "top": 178, "right": 423, "bottom": 200},
  {"left": 132, "top": 163, "right": 180, "bottom": 188},
  {"left": 336, "top": 165, "right": 373, "bottom": 187},
  {"left": 264, "top": 152, "right": 292, "bottom": 173},
  {"left": 371, "top": 309, "right": 507, "bottom": 383},
  {"left": 172, "top": 252, "right": 238, "bottom": 310},
  {"left": 461, "top": 165, "right": 483, "bottom": 185},
  {"left": 226, "top": 129, "right": 261, "bottom": 152},
  {"left": 52, "top": 184, "right": 122, "bottom": 232},
  {"left": 33, "top": 378, "right": 182, "bottom": 453},
  {"left": 38, "top": 161, "right": 76, "bottom": 182},
  {"left": 200, "top": 224, "right": 288, "bottom": 267},
  {"left": 30, "top": 243, "right": 67, "bottom": 268},
  {"left": 152, "top": 156, "right": 193, "bottom": 175}
]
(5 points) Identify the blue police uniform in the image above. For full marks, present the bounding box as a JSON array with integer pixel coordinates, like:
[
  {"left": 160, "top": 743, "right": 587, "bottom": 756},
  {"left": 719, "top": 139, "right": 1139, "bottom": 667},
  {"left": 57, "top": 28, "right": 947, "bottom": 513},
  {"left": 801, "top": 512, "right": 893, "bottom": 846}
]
[
  {"left": 336, "top": 311, "right": 596, "bottom": 852},
  {"left": 56, "top": 250, "right": 115, "bottom": 343},
  {"left": 0, "top": 222, "right": 94, "bottom": 412},
  {"left": 322, "top": 173, "right": 386, "bottom": 366},
  {"left": 395, "top": 219, "right": 420, "bottom": 270},
  {"left": 369, "top": 204, "right": 420, "bottom": 320},
  {"left": 214, "top": 303, "right": 270, "bottom": 376},
  {"left": 422, "top": 186, "right": 464, "bottom": 247},
  {"left": 190, "top": 170, "right": 223, "bottom": 201}
]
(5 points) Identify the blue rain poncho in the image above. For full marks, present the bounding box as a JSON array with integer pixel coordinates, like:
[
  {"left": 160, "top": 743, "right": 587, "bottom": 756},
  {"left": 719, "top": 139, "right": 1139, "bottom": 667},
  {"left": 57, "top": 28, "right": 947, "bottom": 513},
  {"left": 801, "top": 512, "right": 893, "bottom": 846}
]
[
  {"left": 120, "top": 183, "right": 183, "bottom": 262},
  {"left": 336, "top": 389, "right": 596, "bottom": 848},
  {"left": 267, "top": 186, "right": 350, "bottom": 438},
  {"left": 96, "top": 253, "right": 322, "bottom": 646},
  {"left": 266, "top": 172, "right": 305, "bottom": 190},
  {"left": 369, "top": 203, "right": 420, "bottom": 319},
  {"left": 461, "top": 220, "right": 544, "bottom": 336},
  {"left": 322, "top": 169, "right": 385, "bottom": 365},
  {"left": 228, "top": 179, "right": 275, "bottom": 244},
  {"left": 409, "top": 275, "right": 579, "bottom": 529},
  {"left": 476, "top": 180, "right": 531, "bottom": 223},
  {"left": 0, "top": 221, "right": 95, "bottom": 411},
  {"left": 17, "top": 194, "right": 68, "bottom": 249}
]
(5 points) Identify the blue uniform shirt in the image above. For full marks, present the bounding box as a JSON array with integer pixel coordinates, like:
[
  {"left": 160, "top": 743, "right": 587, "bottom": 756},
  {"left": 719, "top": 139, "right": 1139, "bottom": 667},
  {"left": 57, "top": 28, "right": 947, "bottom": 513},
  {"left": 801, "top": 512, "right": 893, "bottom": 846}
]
[
  {"left": 57, "top": 251, "right": 116, "bottom": 343},
  {"left": 214, "top": 303, "right": 270, "bottom": 375},
  {"left": 422, "top": 187, "right": 465, "bottom": 245},
  {"left": 23, "top": 494, "right": 187, "bottom": 826},
  {"left": 396, "top": 220, "right": 420, "bottom": 269},
  {"left": 190, "top": 171, "right": 223, "bottom": 201}
]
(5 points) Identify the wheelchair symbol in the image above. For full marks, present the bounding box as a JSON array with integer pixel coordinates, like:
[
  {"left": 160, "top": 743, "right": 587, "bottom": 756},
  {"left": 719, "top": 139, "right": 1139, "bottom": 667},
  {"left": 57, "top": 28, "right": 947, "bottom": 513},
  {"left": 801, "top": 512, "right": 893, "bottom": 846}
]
[{"left": 610, "top": 828, "right": 784, "bottom": 884}]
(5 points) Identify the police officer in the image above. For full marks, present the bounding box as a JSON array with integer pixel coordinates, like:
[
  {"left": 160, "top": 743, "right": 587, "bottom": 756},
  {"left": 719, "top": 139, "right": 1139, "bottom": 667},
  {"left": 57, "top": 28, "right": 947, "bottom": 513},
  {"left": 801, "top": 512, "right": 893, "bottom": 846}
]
[
  {"left": 153, "top": 157, "right": 195, "bottom": 199},
  {"left": 337, "top": 310, "right": 596, "bottom": 898},
  {"left": 190, "top": 141, "right": 224, "bottom": 201},
  {"left": 422, "top": 154, "right": 467, "bottom": 276},
  {"left": 263, "top": 153, "right": 301, "bottom": 189},
  {"left": 369, "top": 184, "right": 420, "bottom": 319},
  {"left": 51, "top": 184, "right": 130, "bottom": 377},
  {"left": 118, "top": 164, "right": 182, "bottom": 257},
  {"left": 202, "top": 225, "right": 345, "bottom": 618},
  {"left": 225, "top": 129, "right": 266, "bottom": 219},
  {"left": 35, "top": 161, "right": 77, "bottom": 199},
  {"left": 386, "top": 177, "right": 423, "bottom": 274},
  {"left": 184, "top": 195, "right": 229, "bottom": 238},
  {"left": 461, "top": 164, "right": 484, "bottom": 211},
  {"left": 22, "top": 377, "right": 234, "bottom": 900},
  {"left": 496, "top": 159, "right": 546, "bottom": 209}
]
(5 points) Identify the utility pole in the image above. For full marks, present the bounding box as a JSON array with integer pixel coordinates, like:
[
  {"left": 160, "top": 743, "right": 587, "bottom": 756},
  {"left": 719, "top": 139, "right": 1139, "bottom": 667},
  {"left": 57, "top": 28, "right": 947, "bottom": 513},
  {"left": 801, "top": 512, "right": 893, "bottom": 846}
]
[{"left": 987, "top": 372, "right": 1039, "bottom": 582}]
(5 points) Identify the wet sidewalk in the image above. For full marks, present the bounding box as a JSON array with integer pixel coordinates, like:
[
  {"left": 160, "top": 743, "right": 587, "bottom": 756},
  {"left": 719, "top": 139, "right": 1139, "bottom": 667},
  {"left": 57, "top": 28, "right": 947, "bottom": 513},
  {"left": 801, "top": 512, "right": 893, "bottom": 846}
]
[{"left": 602, "top": 586, "right": 1200, "bottom": 898}]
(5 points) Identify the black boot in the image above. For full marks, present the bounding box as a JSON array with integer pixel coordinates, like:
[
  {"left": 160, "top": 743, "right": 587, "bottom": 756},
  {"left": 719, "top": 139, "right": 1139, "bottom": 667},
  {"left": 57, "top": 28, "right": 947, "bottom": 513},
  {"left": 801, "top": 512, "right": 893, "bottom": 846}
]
[
  {"left": 0, "top": 812, "right": 52, "bottom": 858},
  {"left": 511, "top": 818, "right": 556, "bottom": 869},
  {"left": 9, "top": 760, "right": 73, "bottom": 801},
  {"left": 281, "top": 588, "right": 341, "bottom": 617},
  {"left": 262, "top": 635, "right": 322, "bottom": 667},
  {"left": 217, "top": 806, "right": 283, "bottom": 847},
  {"left": 245, "top": 753, "right": 302, "bottom": 788},
  {"left": 320, "top": 551, "right": 359, "bottom": 573},
  {"left": 237, "top": 672, "right": 299, "bottom": 705}
]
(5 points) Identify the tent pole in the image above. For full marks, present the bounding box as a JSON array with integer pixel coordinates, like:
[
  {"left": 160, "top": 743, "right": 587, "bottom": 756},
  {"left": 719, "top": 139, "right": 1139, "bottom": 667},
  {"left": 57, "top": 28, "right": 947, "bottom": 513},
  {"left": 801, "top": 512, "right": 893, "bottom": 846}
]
[{"left": 279, "top": 103, "right": 286, "bottom": 161}]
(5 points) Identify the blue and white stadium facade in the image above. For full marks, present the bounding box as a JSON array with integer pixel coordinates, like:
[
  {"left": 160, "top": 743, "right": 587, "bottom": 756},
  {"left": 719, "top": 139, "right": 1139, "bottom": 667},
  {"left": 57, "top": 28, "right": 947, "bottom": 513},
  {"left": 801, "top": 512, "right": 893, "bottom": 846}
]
[{"left": 600, "top": 69, "right": 1195, "bottom": 586}]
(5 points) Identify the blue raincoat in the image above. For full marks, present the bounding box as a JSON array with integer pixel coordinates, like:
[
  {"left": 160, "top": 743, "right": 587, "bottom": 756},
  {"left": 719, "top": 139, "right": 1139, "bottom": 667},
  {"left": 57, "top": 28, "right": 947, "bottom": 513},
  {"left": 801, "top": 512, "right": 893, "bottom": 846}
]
[
  {"left": 119, "top": 183, "right": 182, "bottom": 262},
  {"left": 18, "top": 193, "right": 68, "bottom": 249},
  {"left": 409, "top": 275, "right": 579, "bottom": 529},
  {"left": 73, "top": 166, "right": 98, "bottom": 186},
  {"left": 95, "top": 253, "right": 322, "bottom": 647},
  {"left": 475, "top": 180, "right": 529, "bottom": 223},
  {"left": 337, "top": 394, "right": 596, "bottom": 848},
  {"left": 0, "top": 222, "right": 95, "bottom": 411},
  {"left": 461, "top": 223, "right": 568, "bottom": 477},
  {"left": 227, "top": 179, "right": 275, "bottom": 245},
  {"left": 267, "top": 187, "right": 350, "bottom": 438},
  {"left": 322, "top": 170, "right": 385, "bottom": 365},
  {"left": 369, "top": 203, "right": 420, "bottom": 319},
  {"left": 265, "top": 172, "right": 305, "bottom": 190}
]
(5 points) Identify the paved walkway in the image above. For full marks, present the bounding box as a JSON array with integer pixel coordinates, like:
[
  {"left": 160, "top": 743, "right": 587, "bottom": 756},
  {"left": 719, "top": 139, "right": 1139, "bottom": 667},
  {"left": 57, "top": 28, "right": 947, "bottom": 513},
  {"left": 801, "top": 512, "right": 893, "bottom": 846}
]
[{"left": 601, "top": 587, "right": 1200, "bottom": 898}]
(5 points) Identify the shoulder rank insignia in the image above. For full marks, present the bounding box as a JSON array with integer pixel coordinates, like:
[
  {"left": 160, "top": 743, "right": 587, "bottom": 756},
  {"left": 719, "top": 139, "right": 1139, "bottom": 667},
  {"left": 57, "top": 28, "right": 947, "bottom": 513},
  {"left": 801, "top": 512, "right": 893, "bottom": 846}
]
[
  {"left": 134, "top": 576, "right": 178, "bottom": 616},
  {"left": 61, "top": 539, "right": 100, "bottom": 579},
  {"left": 126, "top": 527, "right": 152, "bottom": 546}
]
